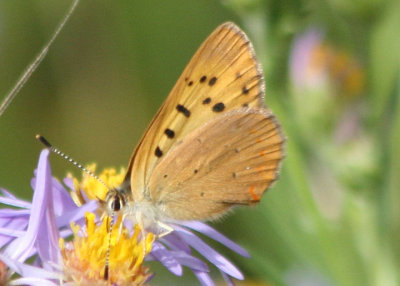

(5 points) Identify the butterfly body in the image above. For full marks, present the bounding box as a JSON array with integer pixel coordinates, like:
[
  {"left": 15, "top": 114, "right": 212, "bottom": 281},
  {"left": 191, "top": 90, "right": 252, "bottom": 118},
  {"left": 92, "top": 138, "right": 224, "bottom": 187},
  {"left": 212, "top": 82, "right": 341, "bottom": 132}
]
[{"left": 106, "top": 22, "right": 285, "bottom": 229}]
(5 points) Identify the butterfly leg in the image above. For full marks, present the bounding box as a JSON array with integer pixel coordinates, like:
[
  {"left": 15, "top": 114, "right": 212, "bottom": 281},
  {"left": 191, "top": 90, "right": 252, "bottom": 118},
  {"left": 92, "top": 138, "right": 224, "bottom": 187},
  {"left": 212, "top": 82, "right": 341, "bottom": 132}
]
[
  {"left": 135, "top": 211, "right": 148, "bottom": 257},
  {"left": 156, "top": 220, "right": 174, "bottom": 238},
  {"left": 118, "top": 213, "right": 127, "bottom": 238}
]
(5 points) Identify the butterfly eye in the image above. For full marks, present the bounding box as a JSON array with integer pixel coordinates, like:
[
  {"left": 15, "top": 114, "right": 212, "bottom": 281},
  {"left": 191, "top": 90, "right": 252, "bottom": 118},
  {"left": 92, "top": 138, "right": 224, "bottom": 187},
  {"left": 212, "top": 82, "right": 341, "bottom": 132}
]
[{"left": 107, "top": 191, "right": 125, "bottom": 212}]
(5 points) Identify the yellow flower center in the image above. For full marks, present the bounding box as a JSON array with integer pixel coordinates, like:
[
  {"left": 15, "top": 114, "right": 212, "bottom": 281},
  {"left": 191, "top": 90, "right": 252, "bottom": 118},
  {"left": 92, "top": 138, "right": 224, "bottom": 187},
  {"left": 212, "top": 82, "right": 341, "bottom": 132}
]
[{"left": 60, "top": 212, "right": 154, "bottom": 286}]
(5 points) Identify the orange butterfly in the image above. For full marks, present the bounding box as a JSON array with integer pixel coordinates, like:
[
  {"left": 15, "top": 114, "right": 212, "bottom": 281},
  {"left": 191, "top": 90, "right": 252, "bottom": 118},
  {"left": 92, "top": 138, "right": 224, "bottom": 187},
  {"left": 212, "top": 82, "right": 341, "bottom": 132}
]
[{"left": 102, "top": 22, "right": 285, "bottom": 231}]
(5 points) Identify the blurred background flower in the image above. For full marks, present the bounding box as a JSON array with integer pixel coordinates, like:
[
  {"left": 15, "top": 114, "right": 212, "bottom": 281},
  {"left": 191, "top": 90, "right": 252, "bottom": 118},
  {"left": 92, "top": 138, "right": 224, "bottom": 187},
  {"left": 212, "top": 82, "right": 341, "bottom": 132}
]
[{"left": 0, "top": 0, "right": 399, "bottom": 285}]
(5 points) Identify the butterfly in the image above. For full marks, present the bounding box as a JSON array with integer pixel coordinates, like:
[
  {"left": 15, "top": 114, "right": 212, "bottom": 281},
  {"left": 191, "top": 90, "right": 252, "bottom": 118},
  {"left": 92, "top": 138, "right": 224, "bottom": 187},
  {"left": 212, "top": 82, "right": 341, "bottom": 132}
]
[{"left": 104, "top": 22, "right": 285, "bottom": 231}]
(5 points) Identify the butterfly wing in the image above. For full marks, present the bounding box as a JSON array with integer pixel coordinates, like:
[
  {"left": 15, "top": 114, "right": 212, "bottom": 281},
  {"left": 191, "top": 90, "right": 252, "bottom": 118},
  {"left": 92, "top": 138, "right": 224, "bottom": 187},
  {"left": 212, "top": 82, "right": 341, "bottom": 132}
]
[
  {"left": 147, "top": 108, "right": 284, "bottom": 220},
  {"left": 126, "top": 22, "right": 267, "bottom": 198},
  {"left": 126, "top": 22, "right": 282, "bottom": 209}
]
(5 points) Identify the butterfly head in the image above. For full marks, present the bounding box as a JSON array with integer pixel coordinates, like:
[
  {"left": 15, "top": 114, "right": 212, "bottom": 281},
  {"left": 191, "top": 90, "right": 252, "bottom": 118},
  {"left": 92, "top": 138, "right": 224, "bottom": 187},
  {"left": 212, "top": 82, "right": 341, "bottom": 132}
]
[{"left": 104, "top": 188, "right": 127, "bottom": 214}]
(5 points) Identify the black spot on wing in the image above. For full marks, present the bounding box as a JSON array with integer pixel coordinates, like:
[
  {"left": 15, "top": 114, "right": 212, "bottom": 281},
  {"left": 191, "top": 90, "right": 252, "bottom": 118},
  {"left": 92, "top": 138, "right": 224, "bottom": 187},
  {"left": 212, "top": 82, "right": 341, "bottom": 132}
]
[
  {"left": 200, "top": 76, "right": 207, "bottom": 83},
  {"left": 176, "top": 104, "right": 191, "bottom": 117},
  {"left": 164, "top": 128, "right": 175, "bottom": 139},
  {"left": 155, "top": 147, "right": 163, "bottom": 158},
  {"left": 202, "top": 97, "right": 211, "bottom": 104},
  {"left": 209, "top": 77, "right": 217, "bottom": 86},
  {"left": 212, "top": 102, "right": 225, "bottom": 112}
]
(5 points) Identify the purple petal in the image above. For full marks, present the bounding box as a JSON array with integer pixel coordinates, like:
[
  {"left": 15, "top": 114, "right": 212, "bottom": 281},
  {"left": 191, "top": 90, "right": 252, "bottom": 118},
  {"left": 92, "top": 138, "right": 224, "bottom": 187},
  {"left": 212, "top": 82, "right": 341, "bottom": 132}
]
[
  {"left": 150, "top": 242, "right": 182, "bottom": 276},
  {"left": 161, "top": 232, "right": 192, "bottom": 253},
  {"left": 0, "top": 253, "right": 59, "bottom": 280},
  {"left": 5, "top": 150, "right": 52, "bottom": 262},
  {"left": 0, "top": 196, "right": 31, "bottom": 209},
  {"left": 180, "top": 221, "right": 249, "bottom": 257},
  {"left": 31, "top": 176, "right": 73, "bottom": 213},
  {"left": 59, "top": 228, "right": 73, "bottom": 238},
  {"left": 0, "top": 209, "right": 30, "bottom": 218},
  {"left": 51, "top": 177, "right": 78, "bottom": 216},
  {"left": 174, "top": 226, "right": 243, "bottom": 280},
  {"left": 31, "top": 151, "right": 60, "bottom": 265},
  {"left": 62, "top": 177, "right": 74, "bottom": 189},
  {"left": 0, "top": 213, "right": 28, "bottom": 232},
  {"left": 9, "top": 278, "right": 59, "bottom": 286},
  {"left": 168, "top": 251, "right": 209, "bottom": 272},
  {"left": 221, "top": 271, "right": 235, "bottom": 286},
  {"left": 0, "top": 227, "right": 25, "bottom": 238},
  {"left": 0, "top": 188, "right": 17, "bottom": 199},
  {"left": 0, "top": 210, "right": 29, "bottom": 229},
  {"left": 193, "top": 270, "right": 215, "bottom": 286},
  {"left": 55, "top": 200, "right": 97, "bottom": 227},
  {"left": 0, "top": 210, "right": 29, "bottom": 246},
  {"left": 35, "top": 184, "right": 59, "bottom": 265}
]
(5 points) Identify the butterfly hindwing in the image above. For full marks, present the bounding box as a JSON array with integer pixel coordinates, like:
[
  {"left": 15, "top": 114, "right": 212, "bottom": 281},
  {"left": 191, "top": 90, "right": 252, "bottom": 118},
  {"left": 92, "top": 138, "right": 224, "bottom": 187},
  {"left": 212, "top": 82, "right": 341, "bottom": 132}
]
[
  {"left": 126, "top": 22, "right": 268, "bottom": 200},
  {"left": 147, "top": 108, "right": 284, "bottom": 220}
]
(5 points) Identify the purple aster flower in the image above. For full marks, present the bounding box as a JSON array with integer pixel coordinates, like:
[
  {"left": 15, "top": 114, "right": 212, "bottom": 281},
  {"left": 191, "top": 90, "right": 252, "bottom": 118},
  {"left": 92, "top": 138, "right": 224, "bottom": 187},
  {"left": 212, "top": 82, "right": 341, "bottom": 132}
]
[
  {"left": 289, "top": 28, "right": 327, "bottom": 90},
  {"left": 289, "top": 28, "right": 365, "bottom": 96},
  {"left": 0, "top": 150, "right": 97, "bottom": 284},
  {"left": 148, "top": 221, "right": 249, "bottom": 285},
  {"left": 0, "top": 150, "right": 250, "bottom": 285},
  {"left": 69, "top": 162, "right": 251, "bottom": 285}
]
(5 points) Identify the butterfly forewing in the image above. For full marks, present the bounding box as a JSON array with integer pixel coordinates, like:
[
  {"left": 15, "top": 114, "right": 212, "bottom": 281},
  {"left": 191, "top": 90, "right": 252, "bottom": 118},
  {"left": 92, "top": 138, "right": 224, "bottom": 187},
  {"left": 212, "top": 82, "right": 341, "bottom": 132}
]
[
  {"left": 147, "top": 109, "right": 284, "bottom": 220},
  {"left": 127, "top": 22, "right": 268, "bottom": 199}
]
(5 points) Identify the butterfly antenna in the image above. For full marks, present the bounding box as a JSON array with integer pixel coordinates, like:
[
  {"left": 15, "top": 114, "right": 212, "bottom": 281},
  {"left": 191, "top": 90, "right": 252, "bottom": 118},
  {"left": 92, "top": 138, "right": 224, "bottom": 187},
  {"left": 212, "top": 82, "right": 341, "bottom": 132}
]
[
  {"left": 35, "top": 134, "right": 108, "bottom": 189},
  {"left": 36, "top": 134, "right": 116, "bottom": 280}
]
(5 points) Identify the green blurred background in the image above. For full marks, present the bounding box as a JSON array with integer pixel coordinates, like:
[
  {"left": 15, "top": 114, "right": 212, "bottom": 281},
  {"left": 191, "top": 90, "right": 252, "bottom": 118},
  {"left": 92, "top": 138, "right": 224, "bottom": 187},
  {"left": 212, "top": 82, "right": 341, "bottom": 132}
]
[{"left": 0, "top": 0, "right": 399, "bottom": 285}]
